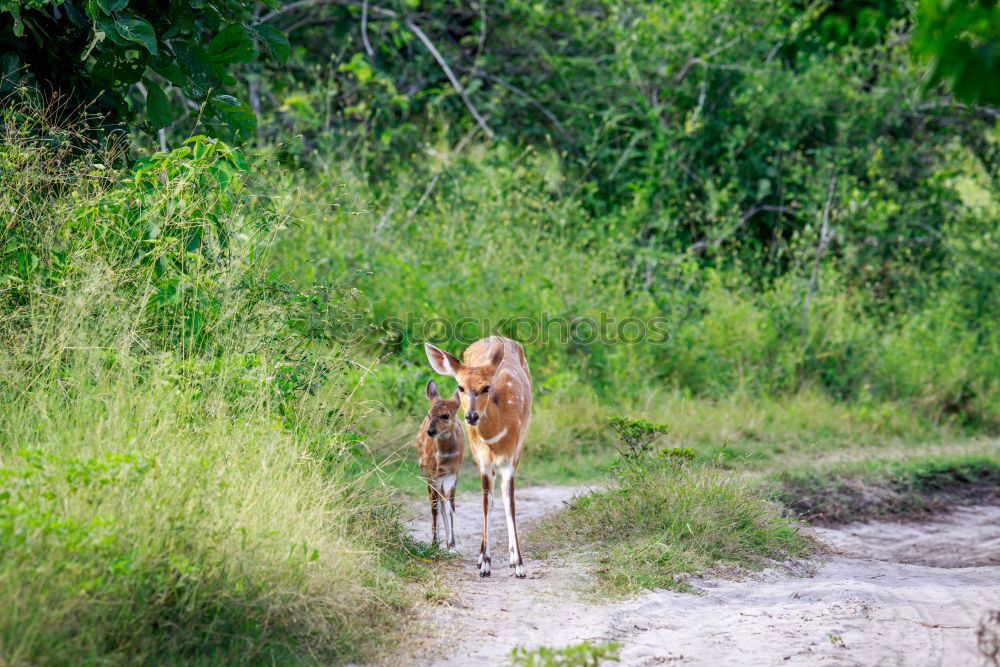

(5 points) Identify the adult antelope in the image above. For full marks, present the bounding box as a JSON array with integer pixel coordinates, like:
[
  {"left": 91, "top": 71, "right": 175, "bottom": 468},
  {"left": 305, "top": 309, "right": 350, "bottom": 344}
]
[
  {"left": 416, "top": 380, "right": 464, "bottom": 548},
  {"left": 425, "top": 336, "right": 532, "bottom": 578}
]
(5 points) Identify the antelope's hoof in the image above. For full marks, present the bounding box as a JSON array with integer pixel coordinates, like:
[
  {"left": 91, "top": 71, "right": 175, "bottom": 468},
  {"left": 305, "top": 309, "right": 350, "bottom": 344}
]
[
  {"left": 514, "top": 562, "right": 526, "bottom": 578},
  {"left": 479, "top": 558, "right": 491, "bottom": 577}
]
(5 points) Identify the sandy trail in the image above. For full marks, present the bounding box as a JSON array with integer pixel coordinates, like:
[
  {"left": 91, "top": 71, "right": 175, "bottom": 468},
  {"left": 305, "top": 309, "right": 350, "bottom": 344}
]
[{"left": 401, "top": 487, "right": 1000, "bottom": 666}]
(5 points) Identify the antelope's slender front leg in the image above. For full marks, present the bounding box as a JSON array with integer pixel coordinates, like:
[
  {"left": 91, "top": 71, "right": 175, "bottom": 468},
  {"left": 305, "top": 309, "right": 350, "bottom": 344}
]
[
  {"left": 479, "top": 471, "right": 494, "bottom": 577},
  {"left": 440, "top": 474, "right": 457, "bottom": 549},
  {"left": 500, "top": 465, "right": 525, "bottom": 578},
  {"left": 448, "top": 481, "right": 458, "bottom": 549},
  {"left": 428, "top": 481, "right": 439, "bottom": 544}
]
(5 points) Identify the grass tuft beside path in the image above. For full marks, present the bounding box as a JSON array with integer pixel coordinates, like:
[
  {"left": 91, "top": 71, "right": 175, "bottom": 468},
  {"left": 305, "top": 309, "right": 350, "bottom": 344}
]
[{"left": 531, "top": 462, "right": 814, "bottom": 594}]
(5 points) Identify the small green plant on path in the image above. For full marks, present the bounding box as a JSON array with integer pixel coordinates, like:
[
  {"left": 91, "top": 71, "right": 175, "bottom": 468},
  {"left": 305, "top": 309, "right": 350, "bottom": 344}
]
[{"left": 509, "top": 640, "right": 621, "bottom": 666}]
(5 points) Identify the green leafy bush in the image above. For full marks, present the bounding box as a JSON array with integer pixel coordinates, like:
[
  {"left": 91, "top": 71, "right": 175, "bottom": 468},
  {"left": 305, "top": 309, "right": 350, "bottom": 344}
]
[{"left": 0, "top": 0, "right": 288, "bottom": 141}]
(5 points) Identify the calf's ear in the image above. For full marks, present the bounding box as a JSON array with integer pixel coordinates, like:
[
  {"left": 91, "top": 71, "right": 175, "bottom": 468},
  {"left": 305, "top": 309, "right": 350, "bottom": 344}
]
[{"left": 426, "top": 379, "right": 440, "bottom": 401}]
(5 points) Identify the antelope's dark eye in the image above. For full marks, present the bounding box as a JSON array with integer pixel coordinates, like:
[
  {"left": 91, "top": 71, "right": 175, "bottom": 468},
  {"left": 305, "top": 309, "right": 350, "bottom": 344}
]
[
  {"left": 441, "top": 413, "right": 450, "bottom": 420},
  {"left": 458, "top": 386, "right": 465, "bottom": 392},
  {"left": 481, "top": 385, "right": 490, "bottom": 394}
]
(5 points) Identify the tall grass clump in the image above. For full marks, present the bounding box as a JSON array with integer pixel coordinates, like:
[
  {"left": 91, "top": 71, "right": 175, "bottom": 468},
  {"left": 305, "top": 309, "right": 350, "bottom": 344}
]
[
  {"left": 0, "top": 97, "right": 414, "bottom": 663},
  {"left": 532, "top": 418, "right": 813, "bottom": 594}
]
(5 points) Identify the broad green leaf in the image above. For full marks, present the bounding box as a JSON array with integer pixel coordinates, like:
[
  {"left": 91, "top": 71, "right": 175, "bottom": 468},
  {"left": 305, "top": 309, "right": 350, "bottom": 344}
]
[
  {"left": 253, "top": 24, "right": 289, "bottom": 64},
  {"left": 96, "top": 17, "right": 127, "bottom": 46},
  {"left": 63, "top": 0, "right": 87, "bottom": 27},
  {"left": 205, "top": 95, "right": 257, "bottom": 143},
  {"left": 97, "top": 0, "right": 128, "bottom": 13},
  {"left": 173, "top": 42, "right": 220, "bottom": 93},
  {"left": 207, "top": 24, "right": 257, "bottom": 64},
  {"left": 143, "top": 78, "right": 172, "bottom": 129},
  {"left": 115, "top": 15, "right": 157, "bottom": 55},
  {"left": 90, "top": 49, "right": 147, "bottom": 86},
  {"left": 150, "top": 57, "right": 185, "bottom": 88},
  {"left": 161, "top": 15, "right": 195, "bottom": 40},
  {"left": 7, "top": 4, "right": 22, "bottom": 37},
  {"left": 85, "top": 0, "right": 101, "bottom": 20}
]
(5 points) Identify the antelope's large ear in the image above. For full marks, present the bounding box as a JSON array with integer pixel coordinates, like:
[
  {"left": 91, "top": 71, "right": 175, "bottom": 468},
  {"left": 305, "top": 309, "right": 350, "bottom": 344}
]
[
  {"left": 425, "top": 343, "right": 463, "bottom": 377},
  {"left": 488, "top": 337, "right": 504, "bottom": 367},
  {"left": 426, "top": 379, "right": 440, "bottom": 401}
]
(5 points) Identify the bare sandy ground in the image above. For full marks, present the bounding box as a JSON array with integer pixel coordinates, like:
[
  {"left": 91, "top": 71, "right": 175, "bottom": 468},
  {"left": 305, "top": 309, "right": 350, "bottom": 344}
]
[{"left": 399, "top": 487, "right": 1000, "bottom": 666}]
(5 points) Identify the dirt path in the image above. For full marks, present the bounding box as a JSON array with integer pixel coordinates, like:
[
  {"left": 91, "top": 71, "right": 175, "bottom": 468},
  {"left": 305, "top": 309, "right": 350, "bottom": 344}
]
[{"left": 400, "top": 487, "right": 1000, "bottom": 666}]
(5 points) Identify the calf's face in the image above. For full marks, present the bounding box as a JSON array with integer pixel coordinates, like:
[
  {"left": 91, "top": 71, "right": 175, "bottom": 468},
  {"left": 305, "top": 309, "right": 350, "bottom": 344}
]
[{"left": 424, "top": 380, "right": 460, "bottom": 438}]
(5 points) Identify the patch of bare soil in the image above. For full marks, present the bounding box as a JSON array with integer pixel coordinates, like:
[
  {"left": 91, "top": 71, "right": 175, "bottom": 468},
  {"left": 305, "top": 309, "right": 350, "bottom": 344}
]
[{"left": 395, "top": 488, "right": 1000, "bottom": 666}]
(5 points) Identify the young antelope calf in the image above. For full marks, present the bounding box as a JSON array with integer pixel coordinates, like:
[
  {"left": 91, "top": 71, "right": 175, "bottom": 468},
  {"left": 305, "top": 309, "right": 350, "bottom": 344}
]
[{"left": 417, "top": 379, "right": 464, "bottom": 548}]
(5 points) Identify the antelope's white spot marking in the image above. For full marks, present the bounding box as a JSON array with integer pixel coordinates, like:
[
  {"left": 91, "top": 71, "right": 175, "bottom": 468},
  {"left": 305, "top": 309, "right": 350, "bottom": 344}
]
[{"left": 481, "top": 427, "right": 508, "bottom": 445}]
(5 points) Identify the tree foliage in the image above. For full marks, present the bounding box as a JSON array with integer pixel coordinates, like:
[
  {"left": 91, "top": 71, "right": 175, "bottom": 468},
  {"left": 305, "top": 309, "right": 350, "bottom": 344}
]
[
  {"left": 0, "top": 0, "right": 289, "bottom": 142},
  {"left": 914, "top": 0, "right": 1000, "bottom": 105}
]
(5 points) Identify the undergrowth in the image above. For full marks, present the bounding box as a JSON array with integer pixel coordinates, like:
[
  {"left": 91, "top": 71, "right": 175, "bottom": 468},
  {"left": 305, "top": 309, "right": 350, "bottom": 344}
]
[
  {"left": 0, "top": 98, "right": 421, "bottom": 663},
  {"left": 531, "top": 419, "right": 814, "bottom": 594}
]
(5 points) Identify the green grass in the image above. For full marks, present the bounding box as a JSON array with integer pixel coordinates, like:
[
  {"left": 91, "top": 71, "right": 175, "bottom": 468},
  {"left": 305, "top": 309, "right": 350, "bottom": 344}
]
[
  {"left": 0, "top": 117, "right": 428, "bottom": 663},
  {"left": 522, "top": 402, "right": 998, "bottom": 594},
  {"left": 530, "top": 461, "right": 814, "bottom": 595},
  {"left": 0, "top": 360, "right": 423, "bottom": 663},
  {"left": 510, "top": 640, "right": 621, "bottom": 666}
]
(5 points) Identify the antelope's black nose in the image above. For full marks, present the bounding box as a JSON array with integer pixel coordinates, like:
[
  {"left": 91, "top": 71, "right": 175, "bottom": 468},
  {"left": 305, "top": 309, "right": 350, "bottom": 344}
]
[
  {"left": 427, "top": 427, "right": 438, "bottom": 437},
  {"left": 466, "top": 412, "right": 479, "bottom": 426}
]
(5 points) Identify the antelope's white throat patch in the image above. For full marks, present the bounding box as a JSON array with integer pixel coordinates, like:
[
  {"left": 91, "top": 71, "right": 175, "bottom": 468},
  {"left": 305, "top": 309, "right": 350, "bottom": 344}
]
[{"left": 480, "top": 426, "right": 508, "bottom": 445}]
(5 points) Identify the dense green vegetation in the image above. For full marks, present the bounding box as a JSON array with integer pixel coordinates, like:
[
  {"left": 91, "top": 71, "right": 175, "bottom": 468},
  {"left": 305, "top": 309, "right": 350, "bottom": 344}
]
[
  {"left": 3, "top": 0, "right": 1000, "bottom": 660},
  {"left": 0, "top": 97, "right": 422, "bottom": 662},
  {"left": 532, "top": 419, "right": 813, "bottom": 594}
]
